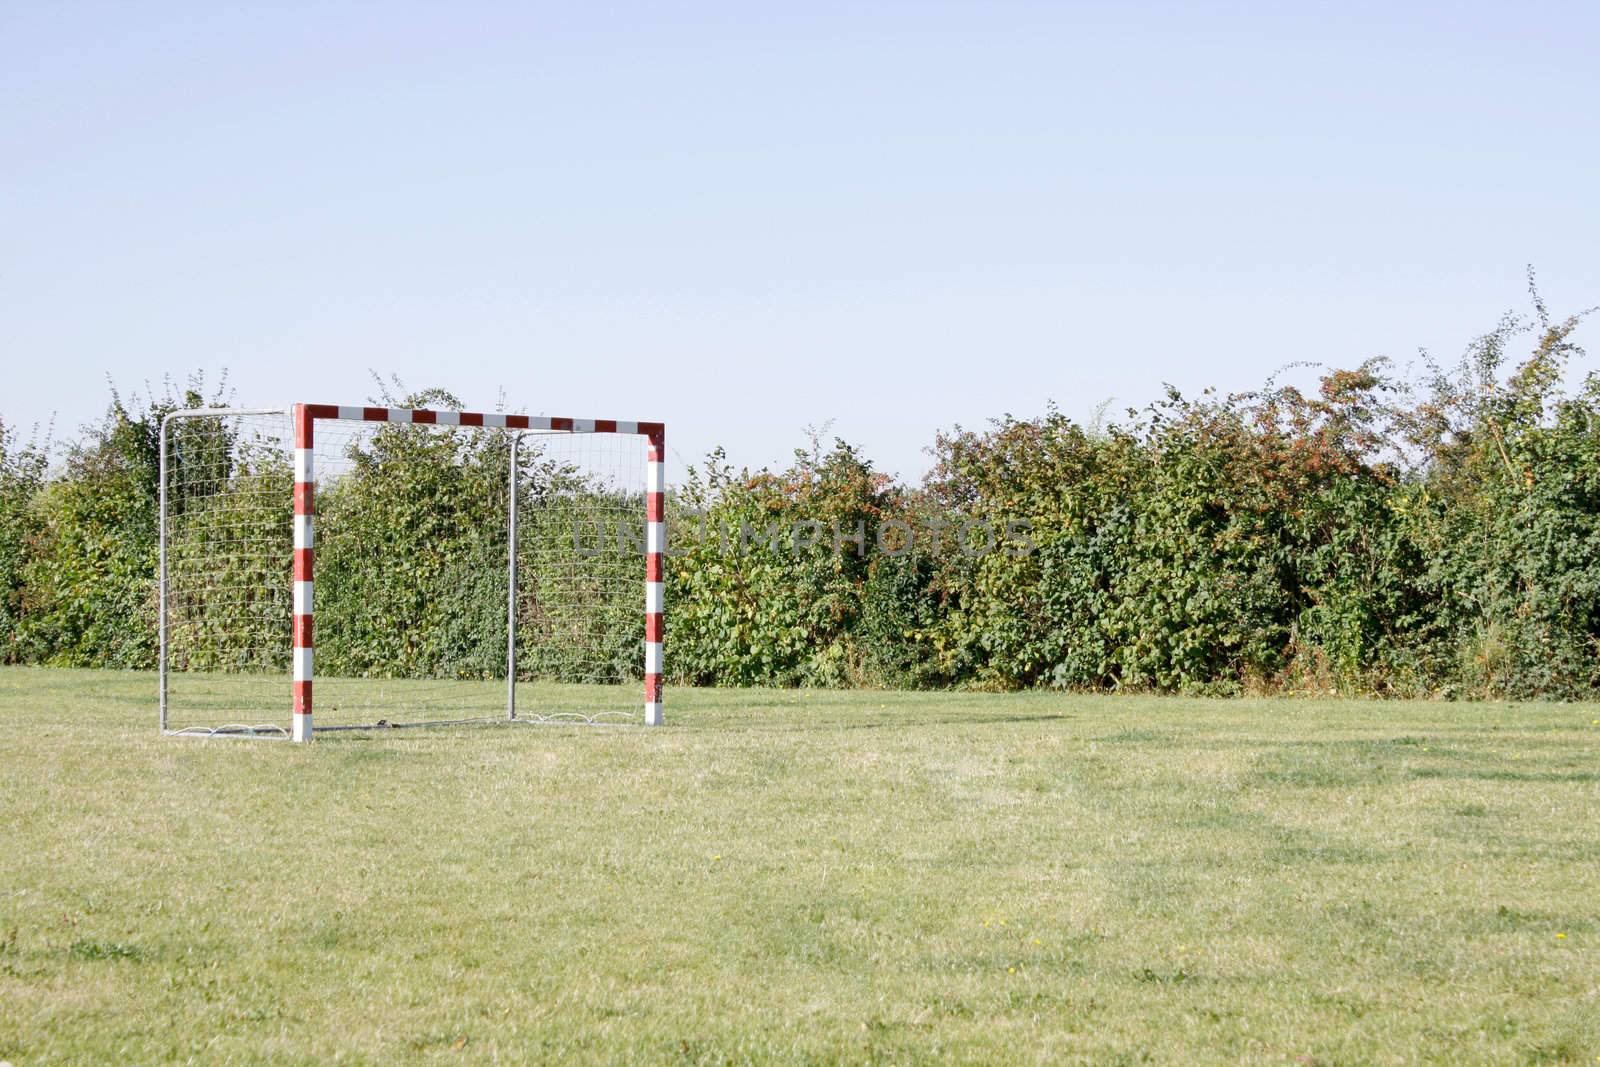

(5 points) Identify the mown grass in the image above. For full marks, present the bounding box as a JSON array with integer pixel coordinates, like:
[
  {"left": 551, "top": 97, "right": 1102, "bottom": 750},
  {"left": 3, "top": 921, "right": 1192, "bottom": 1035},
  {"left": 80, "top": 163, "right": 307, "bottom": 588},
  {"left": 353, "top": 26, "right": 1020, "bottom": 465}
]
[{"left": 1, "top": 666, "right": 1597, "bottom": 1064}]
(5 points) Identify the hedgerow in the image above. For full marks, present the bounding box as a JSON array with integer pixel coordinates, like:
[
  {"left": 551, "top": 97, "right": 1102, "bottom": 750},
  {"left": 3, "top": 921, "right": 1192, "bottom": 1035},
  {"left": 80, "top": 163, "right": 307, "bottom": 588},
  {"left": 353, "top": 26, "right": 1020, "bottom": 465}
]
[{"left": 2, "top": 283, "right": 1595, "bottom": 697}]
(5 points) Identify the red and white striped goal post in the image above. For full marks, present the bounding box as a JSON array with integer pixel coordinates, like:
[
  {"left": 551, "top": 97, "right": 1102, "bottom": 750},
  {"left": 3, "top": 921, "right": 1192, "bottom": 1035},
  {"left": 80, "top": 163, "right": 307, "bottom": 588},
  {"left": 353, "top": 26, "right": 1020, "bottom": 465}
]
[{"left": 291, "top": 404, "right": 665, "bottom": 742}]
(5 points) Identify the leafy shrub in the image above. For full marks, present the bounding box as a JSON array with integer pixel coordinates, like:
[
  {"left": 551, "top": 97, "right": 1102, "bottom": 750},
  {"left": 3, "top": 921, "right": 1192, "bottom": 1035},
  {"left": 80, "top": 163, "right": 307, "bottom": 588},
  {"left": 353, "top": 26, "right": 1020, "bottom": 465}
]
[
  {"left": 3, "top": 280, "right": 1597, "bottom": 698},
  {"left": 0, "top": 418, "right": 47, "bottom": 664}
]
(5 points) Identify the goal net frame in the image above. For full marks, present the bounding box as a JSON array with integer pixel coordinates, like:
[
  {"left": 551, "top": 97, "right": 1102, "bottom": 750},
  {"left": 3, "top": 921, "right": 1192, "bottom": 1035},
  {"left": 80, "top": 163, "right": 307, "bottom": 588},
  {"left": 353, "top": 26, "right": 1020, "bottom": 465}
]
[{"left": 158, "top": 402, "right": 666, "bottom": 741}]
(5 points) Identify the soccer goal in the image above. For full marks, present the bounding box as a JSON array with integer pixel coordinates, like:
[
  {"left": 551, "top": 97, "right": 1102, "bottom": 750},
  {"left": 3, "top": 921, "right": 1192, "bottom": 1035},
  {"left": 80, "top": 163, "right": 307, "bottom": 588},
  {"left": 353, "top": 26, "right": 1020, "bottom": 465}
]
[{"left": 158, "top": 404, "right": 665, "bottom": 741}]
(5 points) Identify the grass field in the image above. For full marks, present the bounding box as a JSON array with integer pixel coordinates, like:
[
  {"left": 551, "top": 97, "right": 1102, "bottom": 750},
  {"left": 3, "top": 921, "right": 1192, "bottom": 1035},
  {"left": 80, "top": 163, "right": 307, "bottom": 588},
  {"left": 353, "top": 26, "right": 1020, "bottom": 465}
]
[{"left": 2, "top": 667, "right": 1598, "bottom": 1064}]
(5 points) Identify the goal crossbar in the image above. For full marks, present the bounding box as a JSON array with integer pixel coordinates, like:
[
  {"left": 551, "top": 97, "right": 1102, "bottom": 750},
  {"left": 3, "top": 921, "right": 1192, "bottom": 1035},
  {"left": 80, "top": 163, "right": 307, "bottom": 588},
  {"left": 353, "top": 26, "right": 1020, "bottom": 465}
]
[{"left": 158, "top": 403, "right": 666, "bottom": 741}]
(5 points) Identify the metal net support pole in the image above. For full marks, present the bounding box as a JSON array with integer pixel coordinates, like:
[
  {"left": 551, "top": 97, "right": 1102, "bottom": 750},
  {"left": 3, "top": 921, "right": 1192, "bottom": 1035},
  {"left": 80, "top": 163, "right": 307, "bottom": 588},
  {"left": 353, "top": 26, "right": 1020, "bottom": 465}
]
[
  {"left": 158, "top": 415, "right": 170, "bottom": 732},
  {"left": 507, "top": 431, "right": 519, "bottom": 720}
]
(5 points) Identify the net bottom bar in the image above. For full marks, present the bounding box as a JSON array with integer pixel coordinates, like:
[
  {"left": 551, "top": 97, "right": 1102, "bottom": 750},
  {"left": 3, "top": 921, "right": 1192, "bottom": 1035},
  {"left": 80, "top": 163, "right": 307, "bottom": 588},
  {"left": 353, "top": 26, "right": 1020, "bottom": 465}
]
[
  {"left": 163, "top": 726, "right": 292, "bottom": 741},
  {"left": 511, "top": 713, "right": 640, "bottom": 726},
  {"left": 313, "top": 713, "right": 642, "bottom": 732},
  {"left": 312, "top": 716, "right": 505, "bottom": 732},
  {"left": 162, "top": 715, "right": 645, "bottom": 738}
]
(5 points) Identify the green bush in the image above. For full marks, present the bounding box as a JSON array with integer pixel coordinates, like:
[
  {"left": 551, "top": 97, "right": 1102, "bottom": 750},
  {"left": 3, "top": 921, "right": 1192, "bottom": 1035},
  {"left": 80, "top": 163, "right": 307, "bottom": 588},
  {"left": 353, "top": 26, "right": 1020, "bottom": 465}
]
[
  {"left": 15, "top": 399, "right": 164, "bottom": 667},
  {"left": 313, "top": 393, "right": 512, "bottom": 680},
  {"left": 666, "top": 440, "right": 902, "bottom": 687},
  {"left": 3, "top": 283, "right": 1598, "bottom": 698},
  {"left": 0, "top": 419, "right": 47, "bottom": 664}
]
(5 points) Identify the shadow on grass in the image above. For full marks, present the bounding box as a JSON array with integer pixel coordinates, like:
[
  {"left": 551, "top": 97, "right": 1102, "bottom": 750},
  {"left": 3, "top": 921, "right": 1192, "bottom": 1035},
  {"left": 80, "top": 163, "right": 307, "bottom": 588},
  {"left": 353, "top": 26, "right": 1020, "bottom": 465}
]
[
  {"left": 761, "top": 712, "right": 1076, "bottom": 732},
  {"left": 1409, "top": 768, "right": 1600, "bottom": 784}
]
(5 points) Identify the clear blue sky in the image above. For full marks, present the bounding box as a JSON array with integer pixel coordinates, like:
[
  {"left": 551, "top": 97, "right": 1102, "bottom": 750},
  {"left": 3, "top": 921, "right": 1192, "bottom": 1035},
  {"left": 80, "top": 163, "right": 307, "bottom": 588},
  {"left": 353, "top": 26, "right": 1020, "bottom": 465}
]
[{"left": 4, "top": 1, "right": 1596, "bottom": 482}]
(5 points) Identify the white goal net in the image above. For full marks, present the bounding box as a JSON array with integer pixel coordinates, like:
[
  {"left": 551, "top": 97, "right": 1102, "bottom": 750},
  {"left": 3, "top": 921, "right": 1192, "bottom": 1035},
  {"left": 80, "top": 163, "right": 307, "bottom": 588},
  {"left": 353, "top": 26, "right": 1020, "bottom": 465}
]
[{"left": 159, "top": 406, "right": 659, "bottom": 738}]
